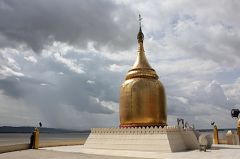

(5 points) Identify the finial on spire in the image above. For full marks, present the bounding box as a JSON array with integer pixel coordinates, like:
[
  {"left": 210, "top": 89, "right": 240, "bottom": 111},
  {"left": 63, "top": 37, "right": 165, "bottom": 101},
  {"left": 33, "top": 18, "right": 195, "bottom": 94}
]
[
  {"left": 137, "top": 14, "right": 144, "bottom": 43},
  {"left": 138, "top": 14, "right": 143, "bottom": 28}
]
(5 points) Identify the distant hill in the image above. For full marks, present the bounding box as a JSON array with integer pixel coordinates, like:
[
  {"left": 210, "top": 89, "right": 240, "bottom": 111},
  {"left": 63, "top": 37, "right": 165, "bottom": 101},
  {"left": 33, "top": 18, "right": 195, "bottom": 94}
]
[
  {"left": 197, "top": 128, "right": 237, "bottom": 132},
  {"left": 1, "top": 126, "right": 236, "bottom": 133},
  {"left": 0, "top": 126, "right": 90, "bottom": 133}
]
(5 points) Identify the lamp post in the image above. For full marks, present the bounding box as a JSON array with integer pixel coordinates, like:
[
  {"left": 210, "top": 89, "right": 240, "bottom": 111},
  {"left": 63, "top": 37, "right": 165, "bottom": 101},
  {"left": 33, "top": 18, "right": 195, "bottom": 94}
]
[
  {"left": 32, "top": 122, "right": 42, "bottom": 149},
  {"left": 231, "top": 109, "right": 240, "bottom": 118},
  {"left": 211, "top": 121, "right": 219, "bottom": 144},
  {"left": 231, "top": 109, "right": 240, "bottom": 143}
]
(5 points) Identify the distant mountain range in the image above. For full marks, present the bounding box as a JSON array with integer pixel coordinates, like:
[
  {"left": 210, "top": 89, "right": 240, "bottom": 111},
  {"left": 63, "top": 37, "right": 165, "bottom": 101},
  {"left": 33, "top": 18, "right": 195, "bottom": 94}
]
[
  {"left": 197, "top": 128, "right": 237, "bottom": 132},
  {"left": 0, "top": 126, "right": 90, "bottom": 133},
  {"left": 1, "top": 126, "right": 236, "bottom": 133}
]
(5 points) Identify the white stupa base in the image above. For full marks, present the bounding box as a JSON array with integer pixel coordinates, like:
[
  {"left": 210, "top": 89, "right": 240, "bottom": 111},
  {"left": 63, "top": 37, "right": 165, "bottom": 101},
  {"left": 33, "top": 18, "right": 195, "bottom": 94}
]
[{"left": 83, "top": 126, "right": 199, "bottom": 152}]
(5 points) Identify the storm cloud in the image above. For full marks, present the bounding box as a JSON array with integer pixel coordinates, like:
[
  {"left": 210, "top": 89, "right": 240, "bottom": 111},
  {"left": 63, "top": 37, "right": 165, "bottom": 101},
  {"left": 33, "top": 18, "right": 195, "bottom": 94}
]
[{"left": 0, "top": 0, "right": 137, "bottom": 52}]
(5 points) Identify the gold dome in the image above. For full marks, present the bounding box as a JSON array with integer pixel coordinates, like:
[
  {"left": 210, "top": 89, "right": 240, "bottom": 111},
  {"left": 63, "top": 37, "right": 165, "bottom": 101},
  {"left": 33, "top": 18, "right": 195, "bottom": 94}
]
[{"left": 119, "top": 26, "right": 167, "bottom": 127}]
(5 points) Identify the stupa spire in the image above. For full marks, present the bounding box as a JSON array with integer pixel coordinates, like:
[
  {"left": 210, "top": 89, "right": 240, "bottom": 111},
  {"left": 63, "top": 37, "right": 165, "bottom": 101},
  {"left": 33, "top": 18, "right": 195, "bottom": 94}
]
[{"left": 132, "top": 14, "right": 152, "bottom": 70}]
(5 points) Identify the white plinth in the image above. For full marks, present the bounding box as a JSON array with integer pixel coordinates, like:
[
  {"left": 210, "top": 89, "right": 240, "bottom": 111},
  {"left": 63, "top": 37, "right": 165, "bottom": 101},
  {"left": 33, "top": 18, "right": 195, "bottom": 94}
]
[{"left": 84, "top": 126, "right": 199, "bottom": 152}]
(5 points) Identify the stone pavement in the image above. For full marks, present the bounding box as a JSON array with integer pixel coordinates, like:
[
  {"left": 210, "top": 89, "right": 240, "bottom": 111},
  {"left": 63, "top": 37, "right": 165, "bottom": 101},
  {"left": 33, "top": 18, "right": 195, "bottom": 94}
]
[
  {"left": 0, "top": 144, "right": 240, "bottom": 159},
  {"left": 0, "top": 149, "right": 138, "bottom": 159},
  {"left": 43, "top": 145, "right": 240, "bottom": 159}
]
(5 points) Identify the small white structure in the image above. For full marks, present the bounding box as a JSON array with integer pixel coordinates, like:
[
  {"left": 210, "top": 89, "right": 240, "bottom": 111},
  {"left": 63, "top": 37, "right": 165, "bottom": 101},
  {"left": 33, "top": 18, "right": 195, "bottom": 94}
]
[
  {"left": 199, "top": 134, "right": 213, "bottom": 151},
  {"left": 226, "top": 130, "right": 239, "bottom": 145},
  {"left": 84, "top": 126, "right": 199, "bottom": 152}
]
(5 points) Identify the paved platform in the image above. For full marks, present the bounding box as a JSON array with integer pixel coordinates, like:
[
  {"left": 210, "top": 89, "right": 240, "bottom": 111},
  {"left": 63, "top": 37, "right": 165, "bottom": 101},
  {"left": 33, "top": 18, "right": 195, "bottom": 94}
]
[
  {"left": 0, "top": 144, "right": 239, "bottom": 159},
  {"left": 0, "top": 149, "right": 138, "bottom": 159},
  {"left": 42, "top": 144, "right": 240, "bottom": 159}
]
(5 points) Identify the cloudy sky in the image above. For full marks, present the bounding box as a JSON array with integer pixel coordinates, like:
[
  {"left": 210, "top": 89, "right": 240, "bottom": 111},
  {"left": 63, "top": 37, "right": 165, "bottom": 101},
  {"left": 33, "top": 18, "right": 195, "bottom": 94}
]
[{"left": 0, "top": 0, "right": 240, "bottom": 130}]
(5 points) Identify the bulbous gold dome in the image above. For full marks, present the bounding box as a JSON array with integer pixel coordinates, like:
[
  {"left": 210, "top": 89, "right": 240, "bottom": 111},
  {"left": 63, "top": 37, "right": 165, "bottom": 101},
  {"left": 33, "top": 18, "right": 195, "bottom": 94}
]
[{"left": 119, "top": 26, "right": 167, "bottom": 127}]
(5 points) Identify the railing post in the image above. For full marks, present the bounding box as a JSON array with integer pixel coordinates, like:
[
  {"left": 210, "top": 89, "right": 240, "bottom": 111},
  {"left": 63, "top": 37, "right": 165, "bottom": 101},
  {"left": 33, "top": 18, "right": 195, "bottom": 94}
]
[
  {"left": 213, "top": 125, "right": 219, "bottom": 144},
  {"left": 33, "top": 128, "right": 39, "bottom": 149},
  {"left": 237, "top": 119, "right": 240, "bottom": 144}
]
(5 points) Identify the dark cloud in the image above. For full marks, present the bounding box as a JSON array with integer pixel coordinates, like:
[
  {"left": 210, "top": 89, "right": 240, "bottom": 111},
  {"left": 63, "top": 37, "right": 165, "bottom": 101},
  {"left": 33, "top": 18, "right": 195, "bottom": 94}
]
[
  {"left": 0, "top": 50, "right": 123, "bottom": 129},
  {"left": 0, "top": 0, "right": 137, "bottom": 52},
  {"left": 0, "top": 77, "right": 23, "bottom": 98}
]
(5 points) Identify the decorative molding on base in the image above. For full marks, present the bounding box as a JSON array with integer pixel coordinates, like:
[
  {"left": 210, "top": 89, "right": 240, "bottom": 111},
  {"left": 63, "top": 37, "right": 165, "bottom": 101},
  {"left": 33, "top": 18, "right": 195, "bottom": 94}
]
[{"left": 84, "top": 126, "right": 199, "bottom": 152}]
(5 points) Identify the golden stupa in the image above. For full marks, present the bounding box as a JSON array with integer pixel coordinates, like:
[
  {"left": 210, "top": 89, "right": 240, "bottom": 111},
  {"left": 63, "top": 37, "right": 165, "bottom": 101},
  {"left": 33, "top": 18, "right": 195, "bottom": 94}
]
[{"left": 119, "top": 20, "right": 167, "bottom": 127}]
